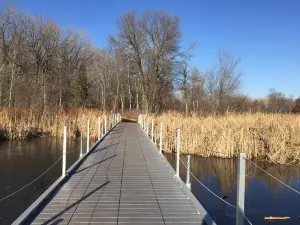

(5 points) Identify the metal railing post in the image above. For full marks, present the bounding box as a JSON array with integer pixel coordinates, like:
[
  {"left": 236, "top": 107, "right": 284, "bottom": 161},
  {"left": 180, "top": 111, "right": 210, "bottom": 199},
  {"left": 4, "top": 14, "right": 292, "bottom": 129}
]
[
  {"left": 104, "top": 116, "right": 107, "bottom": 134},
  {"left": 98, "top": 117, "right": 101, "bottom": 141},
  {"left": 176, "top": 128, "right": 180, "bottom": 178},
  {"left": 112, "top": 114, "right": 114, "bottom": 126},
  {"left": 109, "top": 114, "right": 112, "bottom": 128},
  {"left": 87, "top": 120, "right": 90, "bottom": 152},
  {"left": 236, "top": 152, "right": 246, "bottom": 225},
  {"left": 80, "top": 132, "right": 83, "bottom": 158},
  {"left": 102, "top": 119, "right": 104, "bottom": 136},
  {"left": 160, "top": 122, "right": 163, "bottom": 154},
  {"left": 146, "top": 118, "right": 149, "bottom": 136},
  {"left": 154, "top": 126, "right": 156, "bottom": 145},
  {"left": 151, "top": 119, "right": 154, "bottom": 142},
  {"left": 62, "top": 126, "right": 67, "bottom": 177},
  {"left": 186, "top": 155, "right": 191, "bottom": 189}
]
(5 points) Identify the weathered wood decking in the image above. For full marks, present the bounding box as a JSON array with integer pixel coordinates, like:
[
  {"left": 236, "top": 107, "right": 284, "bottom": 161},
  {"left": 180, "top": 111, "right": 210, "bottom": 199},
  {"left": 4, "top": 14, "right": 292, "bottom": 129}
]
[{"left": 16, "top": 122, "right": 215, "bottom": 225}]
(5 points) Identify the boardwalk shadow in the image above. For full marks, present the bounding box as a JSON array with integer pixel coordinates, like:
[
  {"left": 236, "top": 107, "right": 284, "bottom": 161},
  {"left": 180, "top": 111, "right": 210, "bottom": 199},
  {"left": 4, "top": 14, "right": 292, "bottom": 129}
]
[
  {"left": 108, "top": 129, "right": 123, "bottom": 133},
  {"left": 104, "top": 135, "right": 122, "bottom": 141},
  {"left": 92, "top": 142, "right": 119, "bottom": 153},
  {"left": 75, "top": 155, "right": 116, "bottom": 174},
  {"left": 41, "top": 181, "right": 110, "bottom": 225},
  {"left": 50, "top": 219, "right": 63, "bottom": 224}
]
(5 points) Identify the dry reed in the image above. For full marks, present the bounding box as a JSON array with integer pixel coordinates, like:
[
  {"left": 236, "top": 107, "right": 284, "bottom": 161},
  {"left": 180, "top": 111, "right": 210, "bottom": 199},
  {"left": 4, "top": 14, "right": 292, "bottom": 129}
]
[
  {"left": 148, "top": 112, "right": 300, "bottom": 164},
  {"left": 0, "top": 108, "right": 107, "bottom": 140}
]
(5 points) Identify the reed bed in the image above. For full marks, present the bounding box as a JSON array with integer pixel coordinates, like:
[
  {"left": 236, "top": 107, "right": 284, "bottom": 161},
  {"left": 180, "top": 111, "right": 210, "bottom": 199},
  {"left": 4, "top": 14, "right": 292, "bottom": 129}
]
[
  {"left": 0, "top": 108, "right": 106, "bottom": 140},
  {"left": 148, "top": 112, "right": 300, "bottom": 164}
]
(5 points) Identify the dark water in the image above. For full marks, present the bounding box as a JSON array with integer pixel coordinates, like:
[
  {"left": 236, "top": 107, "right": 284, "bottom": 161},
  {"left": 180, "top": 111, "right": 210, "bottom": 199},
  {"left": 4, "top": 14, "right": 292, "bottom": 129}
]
[
  {"left": 0, "top": 137, "right": 86, "bottom": 225},
  {"left": 0, "top": 139, "right": 300, "bottom": 225},
  {"left": 165, "top": 154, "right": 300, "bottom": 225}
]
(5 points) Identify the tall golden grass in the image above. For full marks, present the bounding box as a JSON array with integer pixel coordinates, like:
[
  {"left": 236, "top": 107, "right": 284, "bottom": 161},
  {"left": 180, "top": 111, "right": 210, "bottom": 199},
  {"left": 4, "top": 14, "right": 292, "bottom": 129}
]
[
  {"left": 148, "top": 112, "right": 300, "bottom": 164},
  {"left": 0, "top": 108, "right": 106, "bottom": 140}
]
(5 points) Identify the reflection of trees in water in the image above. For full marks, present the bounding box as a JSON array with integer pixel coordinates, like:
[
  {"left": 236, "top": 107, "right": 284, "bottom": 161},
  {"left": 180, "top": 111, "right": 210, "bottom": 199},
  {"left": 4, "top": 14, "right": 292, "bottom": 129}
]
[{"left": 165, "top": 153, "right": 300, "bottom": 195}]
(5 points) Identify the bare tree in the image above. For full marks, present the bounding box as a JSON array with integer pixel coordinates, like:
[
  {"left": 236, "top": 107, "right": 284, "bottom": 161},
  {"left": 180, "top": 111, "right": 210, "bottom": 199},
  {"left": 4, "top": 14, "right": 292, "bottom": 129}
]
[
  {"left": 205, "top": 50, "right": 242, "bottom": 112},
  {"left": 109, "top": 10, "right": 182, "bottom": 113}
]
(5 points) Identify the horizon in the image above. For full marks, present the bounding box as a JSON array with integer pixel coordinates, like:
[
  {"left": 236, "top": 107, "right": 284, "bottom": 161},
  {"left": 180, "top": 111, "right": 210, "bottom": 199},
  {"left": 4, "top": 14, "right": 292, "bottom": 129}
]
[{"left": 2, "top": 0, "right": 299, "bottom": 98}]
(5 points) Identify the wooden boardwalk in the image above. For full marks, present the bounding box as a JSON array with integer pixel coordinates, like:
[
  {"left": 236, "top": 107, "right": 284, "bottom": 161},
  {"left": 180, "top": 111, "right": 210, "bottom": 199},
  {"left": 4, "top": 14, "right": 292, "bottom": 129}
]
[{"left": 17, "top": 122, "right": 214, "bottom": 225}]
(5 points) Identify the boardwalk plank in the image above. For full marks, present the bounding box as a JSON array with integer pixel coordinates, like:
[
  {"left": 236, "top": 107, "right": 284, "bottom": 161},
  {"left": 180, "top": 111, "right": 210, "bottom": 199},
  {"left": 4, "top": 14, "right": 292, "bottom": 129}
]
[{"left": 28, "top": 122, "right": 211, "bottom": 225}]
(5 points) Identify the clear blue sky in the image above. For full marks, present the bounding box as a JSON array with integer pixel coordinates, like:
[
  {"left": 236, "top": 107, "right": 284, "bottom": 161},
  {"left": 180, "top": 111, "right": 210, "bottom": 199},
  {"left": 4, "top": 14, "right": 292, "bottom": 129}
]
[{"left": 3, "top": 0, "right": 300, "bottom": 98}]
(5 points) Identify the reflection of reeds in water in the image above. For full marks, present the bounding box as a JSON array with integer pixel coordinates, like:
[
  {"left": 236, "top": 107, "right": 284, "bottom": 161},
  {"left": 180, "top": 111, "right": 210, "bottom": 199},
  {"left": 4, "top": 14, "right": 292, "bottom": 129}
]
[
  {"left": 165, "top": 154, "right": 300, "bottom": 196},
  {"left": 0, "top": 108, "right": 105, "bottom": 140},
  {"left": 149, "top": 112, "right": 300, "bottom": 164}
]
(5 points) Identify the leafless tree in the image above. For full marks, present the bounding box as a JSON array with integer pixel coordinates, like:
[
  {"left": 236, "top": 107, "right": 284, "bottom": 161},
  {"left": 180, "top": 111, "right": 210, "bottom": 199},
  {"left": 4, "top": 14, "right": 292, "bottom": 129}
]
[
  {"left": 109, "top": 10, "right": 183, "bottom": 113},
  {"left": 205, "top": 50, "right": 242, "bottom": 112}
]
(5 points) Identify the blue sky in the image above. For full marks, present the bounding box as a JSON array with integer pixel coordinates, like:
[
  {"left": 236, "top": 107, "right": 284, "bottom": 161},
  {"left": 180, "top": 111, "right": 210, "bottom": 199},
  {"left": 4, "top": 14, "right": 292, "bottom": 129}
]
[{"left": 3, "top": 0, "right": 300, "bottom": 98}]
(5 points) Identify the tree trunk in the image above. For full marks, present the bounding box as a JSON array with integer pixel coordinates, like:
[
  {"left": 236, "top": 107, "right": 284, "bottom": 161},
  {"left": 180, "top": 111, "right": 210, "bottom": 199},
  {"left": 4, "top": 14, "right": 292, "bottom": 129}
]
[
  {"left": 185, "top": 102, "right": 188, "bottom": 115},
  {"left": 8, "top": 50, "right": 16, "bottom": 108},
  {"left": 136, "top": 92, "right": 139, "bottom": 109},
  {"left": 127, "top": 62, "right": 132, "bottom": 110},
  {"left": 113, "top": 76, "right": 120, "bottom": 112},
  {"left": 121, "top": 94, "right": 124, "bottom": 112},
  {"left": 8, "top": 71, "right": 14, "bottom": 108},
  {"left": 0, "top": 80, "right": 2, "bottom": 106},
  {"left": 59, "top": 74, "right": 62, "bottom": 109}
]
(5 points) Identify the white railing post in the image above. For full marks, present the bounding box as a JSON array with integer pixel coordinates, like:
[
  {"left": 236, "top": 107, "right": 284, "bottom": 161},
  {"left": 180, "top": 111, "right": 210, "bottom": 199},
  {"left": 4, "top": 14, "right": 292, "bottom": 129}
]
[
  {"left": 146, "top": 118, "right": 149, "bottom": 136},
  {"left": 105, "top": 116, "right": 107, "bottom": 134},
  {"left": 154, "top": 126, "right": 156, "bottom": 145},
  {"left": 109, "top": 114, "right": 112, "bottom": 128},
  {"left": 62, "top": 126, "right": 67, "bottom": 177},
  {"left": 102, "top": 118, "right": 104, "bottom": 136},
  {"left": 176, "top": 128, "right": 180, "bottom": 178},
  {"left": 98, "top": 117, "right": 101, "bottom": 141},
  {"left": 151, "top": 119, "right": 154, "bottom": 142},
  {"left": 160, "top": 121, "right": 163, "bottom": 154},
  {"left": 80, "top": 131, "right": 83, "bottom": 158},
  {"left": 186, "top": 155, "right": 191, "bottom": 189},
  {"left": 236, "top": 152, "right": 246, "bottom": 225},
  {"left": 100, "top": 119, "right": 103, "bottom": 138},
  {"left": 87, "top": 120, "right": 90, "bottom": 152}
]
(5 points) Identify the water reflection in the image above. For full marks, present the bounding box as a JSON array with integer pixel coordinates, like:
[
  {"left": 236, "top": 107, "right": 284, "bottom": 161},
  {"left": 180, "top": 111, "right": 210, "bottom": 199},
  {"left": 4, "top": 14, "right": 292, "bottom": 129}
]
[
  {"left": 1, "top": 139, "right": 299, "bottom": 225},
  {"left": 165, "top": 153, "right": 300, "bottom": 225},
  {"left": 0, "top": 137, "right": 84, "bottom": 225}
]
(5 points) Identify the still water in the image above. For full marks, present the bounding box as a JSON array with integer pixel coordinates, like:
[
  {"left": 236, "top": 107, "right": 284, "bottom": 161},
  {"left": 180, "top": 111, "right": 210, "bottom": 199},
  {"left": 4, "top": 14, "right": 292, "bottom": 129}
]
[
  {"left": 0, "top": 138, "right": 299, "bottom": 225},
  {"left": 165, "top": 154, "right": 300, "bottom": 225},
  {"left": 0, "top": 138, "right": 85, "bottom": 225}
]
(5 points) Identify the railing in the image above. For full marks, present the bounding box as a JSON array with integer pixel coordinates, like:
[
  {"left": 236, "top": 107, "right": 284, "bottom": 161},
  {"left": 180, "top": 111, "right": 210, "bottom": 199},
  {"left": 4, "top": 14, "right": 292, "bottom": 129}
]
[
  {"left": 1, "top": 113, "right": 121, "bottom": 224},
  {"left": 138, "top": 113, "right": 300, "bottom": 225}
]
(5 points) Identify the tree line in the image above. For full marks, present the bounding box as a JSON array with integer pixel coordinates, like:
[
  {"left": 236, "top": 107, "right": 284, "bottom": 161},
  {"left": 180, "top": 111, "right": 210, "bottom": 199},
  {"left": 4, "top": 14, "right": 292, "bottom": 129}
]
[{"left": 0, "top": 7, "right": 298, "bottom": 114}]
